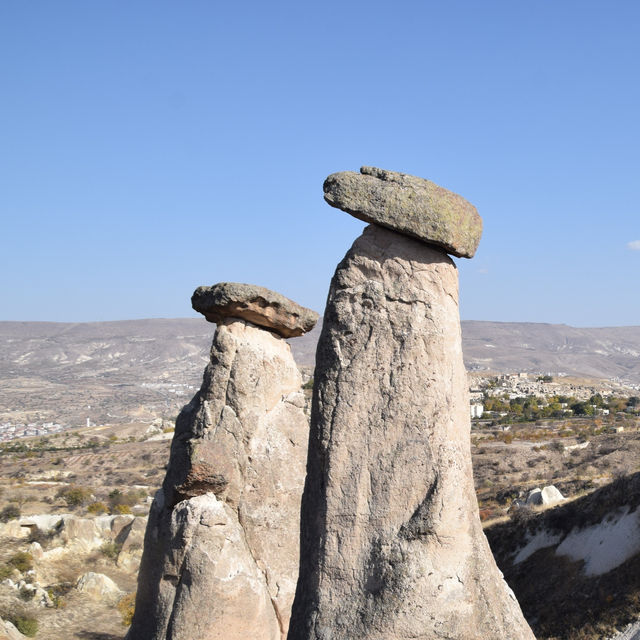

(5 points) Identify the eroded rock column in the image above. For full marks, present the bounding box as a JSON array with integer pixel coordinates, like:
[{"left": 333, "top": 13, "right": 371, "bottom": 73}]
[
  {"left": 288, "top": 168, "right": 534, "bottom": 640},
  {"left": 127, "top": 283, "right": 318, "bottom": 640}
]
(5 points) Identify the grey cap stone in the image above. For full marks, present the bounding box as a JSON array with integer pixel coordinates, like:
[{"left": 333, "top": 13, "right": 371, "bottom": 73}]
[
  {"left": 323, "top": 166, "right": 483, "bottom": 258},
  {"left": 191, "top": 282, "right": 319, "bottom": 338}
]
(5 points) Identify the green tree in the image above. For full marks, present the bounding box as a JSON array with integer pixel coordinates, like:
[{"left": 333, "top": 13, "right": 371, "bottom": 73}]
[{"left": 571, "top": 401, "right": 594, "bottom": 416}]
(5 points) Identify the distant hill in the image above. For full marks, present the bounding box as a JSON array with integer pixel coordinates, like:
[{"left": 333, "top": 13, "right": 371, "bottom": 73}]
[
  {"left": 462, "top": 321, "right": 640, "bottom": 383},
  {"left": 298, "top": 319, "right": 640, "bottom": 385},
  {"left": 1, "top": 318, "right": 639, "bottom": 427}
]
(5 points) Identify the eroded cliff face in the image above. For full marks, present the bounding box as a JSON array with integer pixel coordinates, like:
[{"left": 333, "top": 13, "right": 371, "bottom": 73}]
[
  {"left": 288, "top": 224, "right": 535, "bottom": 640},
  {"left": 128, "top": 316, "right": 312, "bottom": 640}
]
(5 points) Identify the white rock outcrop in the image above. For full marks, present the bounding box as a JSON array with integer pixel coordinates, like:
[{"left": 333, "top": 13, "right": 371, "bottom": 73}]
[
  {"left": 526, "top": 485, "right": 566, "bottom": 507},
  {"left": 76, "top": 572, "right": 123, "bottom": 602}
]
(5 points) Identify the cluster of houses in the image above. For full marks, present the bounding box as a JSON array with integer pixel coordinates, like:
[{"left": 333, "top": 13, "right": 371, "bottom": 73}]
[
  {"left": 0, "top": 421, "right": 66, "bottom": 442},
  {"left": 140, "top": 382, "right": 196, "bottom": 396},
  {"left": 468, "top": 372, "right": 638, "bottom": 420}
]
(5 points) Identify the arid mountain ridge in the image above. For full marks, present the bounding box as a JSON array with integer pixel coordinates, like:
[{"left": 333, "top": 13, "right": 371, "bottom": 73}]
[{"left": 1, "top": 318, "right": 639, "bottom": 427}]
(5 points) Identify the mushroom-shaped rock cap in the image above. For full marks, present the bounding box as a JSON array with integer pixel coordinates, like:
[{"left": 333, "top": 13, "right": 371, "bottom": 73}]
[
  {"left": 191, "top": 282, "right": 319, "bottom": 338},
  {"left": 323, "top": 166, "right": 482, "bottom": 258}
]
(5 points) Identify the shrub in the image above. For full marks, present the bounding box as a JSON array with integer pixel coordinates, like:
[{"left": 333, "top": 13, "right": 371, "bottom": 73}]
[
  {"left": 99, "top": 541, "right": 122, "bottom": 560},
  {"left": 8, "top": 552, "right": 33, "bottom": 573},
  {"left": 47, "top": 589, "right": 66, "bottom": 609},
  {"left": 108, "top": 488, "right": 147, "bottom": 511},
  {"left": 509, "top": 505, "right": 533, "bottom": 525},
  {"left": 10, "top": 615, "right": 38, "bottom": 637},
  {"left": 113, "top": 504, "right": 132, "bottom": 515},
  {"left": 117, "top": 592, "right": 136, "bottom": 626},
  {"left": 0, "top": 564, "right": 13, "bottom": 579},
  {"left": 56, "top": 485, "right": 93, "bottom": 507},
  {"left": 87, "top": 501, "right": 109, "bottom": 515},
  {"left": 302, "top": 378, "right": 314, "bottom": 390},
  {"left": 0, "top": 504, "right": 21, "bottom": 522}
]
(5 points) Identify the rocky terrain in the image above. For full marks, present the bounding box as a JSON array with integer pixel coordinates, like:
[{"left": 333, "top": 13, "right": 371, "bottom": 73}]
[
  {"left": 0, "top": 319, "right": 214, "bottom": 428},
  {"left": 486, "top": 471, "right": 640, "bottom": 640},
  {"left": 0, "top": 402, "right": 639, "bottom": 637},
  {"left": 0, "top": 423, "right": 166, "bottom": 639}
]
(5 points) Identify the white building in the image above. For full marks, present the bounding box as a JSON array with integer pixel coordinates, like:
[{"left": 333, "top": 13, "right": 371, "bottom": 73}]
[{"left": 470, "top": 403, "right": 484, "bottom": 419}]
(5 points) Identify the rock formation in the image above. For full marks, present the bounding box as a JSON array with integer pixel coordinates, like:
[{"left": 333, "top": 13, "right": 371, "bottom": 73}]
[
  {"left": 127, "top": 283, "right": 318, "bottom": 640},
  {"left": 288, "top": 167, "right": 534, "bottom": 639},
  {"left": 192, "top": 282, "right": 318, "bottom": 338},
  {"left": 323, "top": 165, "right": 482, "bottom": 258}
]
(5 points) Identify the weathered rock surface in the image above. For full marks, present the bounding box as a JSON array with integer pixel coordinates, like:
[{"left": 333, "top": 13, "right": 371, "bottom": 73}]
[
  {"left": 323, "top": 166, "right": 482, "bottom": 258},
  {"left": 289, "top": 224, "right": 534, "bottom": 639},
  {"left": 128, "top": 308, "right": 313, "bottom": 640},
  {"left": 192, "top": 282, "right": 319, "bottom": 338},
  {"left": 3, "top": 514, "right": 146, "bottom": 570},
  {"left": 0, "top": 618, "right": 26, "bottom": 640},
  {"left": 116, "top": 516, "right": 147, "bottom": 572},
  {"left": 137, "top": 493, "right": 281, "bottom": 640},
  {"left": 76, "top": 572, "right": 123, "bottom": 602}
]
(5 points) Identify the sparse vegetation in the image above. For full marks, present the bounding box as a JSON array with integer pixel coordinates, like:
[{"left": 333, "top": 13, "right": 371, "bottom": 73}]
[
  {"left": 107, "top": 488, "right": 147, "bottom": 513},
  {"left": 56, "top": 485, "right": 93, "bottom": 507},
  {"left": 113, "top": 504, "right": 132, "bottom": 514},
  {"left": 99, "top": 541, "right": 122, "bottom": 560},
  {"left": 0, "top": 383, "right": 637, "bottom": 640},
  {"left": 8, "top": 551, "right": 34, "bottom": 572},
  {"left": 87, "top": 501, "right": 109, "bottom": 515},
  {"left": 117, "top": 592, "right": 136, "bottom": 626},
  {"left": 0, "top": 564, "right": 14, "bottom": 579},
  {"left": 0, "top": 503, "right": 20, "bottom": 522},
  {"left": 9, "top": 614, "right": 39, "bottom": 637}
]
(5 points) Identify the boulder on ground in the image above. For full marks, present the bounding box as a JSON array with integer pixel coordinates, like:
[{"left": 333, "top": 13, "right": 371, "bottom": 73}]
[
  {"left": 76, "top": 572, "right": 123, "bottom": 602},
  {"left": 526, "top": 485, "right": 565, "bottom": 506},
  {"left": 26, "top": 542, "right": 43, "bottom": 560},
  {"left": 0, "top": 522, "right": 28, "bottom": 539},
  {"left": 110, "top": 514, "right": 136, "bottom": 540}
]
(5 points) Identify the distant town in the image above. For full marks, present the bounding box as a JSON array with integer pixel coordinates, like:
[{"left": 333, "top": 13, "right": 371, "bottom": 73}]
[
  {"left": 469, "top": 372, "right": 640, "bottom": 424},
  {"left": 0, "top": 420, "right": 67, "bottom": 441}
]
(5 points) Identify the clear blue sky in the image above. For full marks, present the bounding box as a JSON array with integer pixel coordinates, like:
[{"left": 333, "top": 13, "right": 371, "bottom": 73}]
[{"left": 1, "top": 1, "right": 639, "bottom": 326}]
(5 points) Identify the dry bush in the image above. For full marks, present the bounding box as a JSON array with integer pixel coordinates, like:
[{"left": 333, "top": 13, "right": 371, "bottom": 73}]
[{"left": 117, "top": 592, "right": 136, "bottom": 626}]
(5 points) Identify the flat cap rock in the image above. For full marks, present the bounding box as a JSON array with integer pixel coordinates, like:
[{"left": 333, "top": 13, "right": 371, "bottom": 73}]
[
  {"left": 323, "top": 166, "right": 482, "bottom": 258},
  {"left": 191, "top": 282, "right": 319, "bottom": 338}
]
